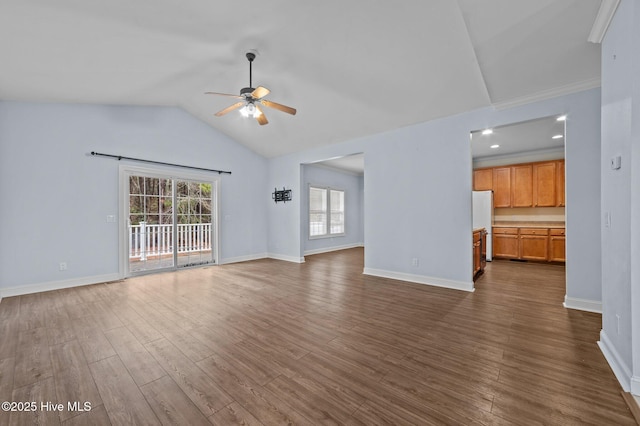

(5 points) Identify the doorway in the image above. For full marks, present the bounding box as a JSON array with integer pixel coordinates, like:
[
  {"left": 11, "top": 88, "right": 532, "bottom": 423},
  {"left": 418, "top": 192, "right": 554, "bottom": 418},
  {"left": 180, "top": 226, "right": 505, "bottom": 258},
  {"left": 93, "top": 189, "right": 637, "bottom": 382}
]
[
  {"left": 121, "top": 166, "right": 218, "bottom": 276},
  {"left": 470, "top": 115, "right": 566, "bottom": 283}
]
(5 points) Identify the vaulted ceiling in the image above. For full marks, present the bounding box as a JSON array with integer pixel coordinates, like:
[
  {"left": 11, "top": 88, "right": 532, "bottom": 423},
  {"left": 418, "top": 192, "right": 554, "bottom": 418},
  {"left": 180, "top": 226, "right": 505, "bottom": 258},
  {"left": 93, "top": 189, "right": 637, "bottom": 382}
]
[{"left": 0, "top": 1, "right": 602, "bottom": 158}]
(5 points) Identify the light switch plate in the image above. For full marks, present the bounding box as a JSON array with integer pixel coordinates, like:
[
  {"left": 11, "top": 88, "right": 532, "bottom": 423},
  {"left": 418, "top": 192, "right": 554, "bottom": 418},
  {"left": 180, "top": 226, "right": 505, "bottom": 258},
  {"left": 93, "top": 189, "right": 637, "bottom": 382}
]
[{"left": 611, "top": 155, "right": 621, "bottom": 170}]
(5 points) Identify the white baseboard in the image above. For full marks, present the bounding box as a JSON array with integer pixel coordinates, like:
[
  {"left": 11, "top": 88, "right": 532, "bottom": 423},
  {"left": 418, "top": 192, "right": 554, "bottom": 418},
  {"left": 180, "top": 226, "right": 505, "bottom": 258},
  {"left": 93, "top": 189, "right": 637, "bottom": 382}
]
[
  {"left": 632, "top": 376, "right": 640, "bottom": 396},
  {"left": 304, "top": 242, "right": 364, "bottom": 256},
  {"left": 363, "top": 267, "right": 475, "bottom": 292},
  {"left": 563, "top": 295, "right": 603, "bottom": 313},
  {"left": 221, "top": 253, "right": 268, "bottom": 265},
  {"left": 598, "top": 330, "right": 632, "bottom": 392},
  {"left": 0, "top": 273, "right": 123, "bottom": 298},
  {"left": 267, "top": 253, "right": 306, "bottom": 263}
]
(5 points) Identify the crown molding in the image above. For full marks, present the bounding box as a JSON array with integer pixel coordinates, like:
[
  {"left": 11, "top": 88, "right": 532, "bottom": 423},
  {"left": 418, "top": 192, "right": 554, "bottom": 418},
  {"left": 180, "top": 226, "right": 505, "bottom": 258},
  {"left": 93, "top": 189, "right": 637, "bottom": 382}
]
[
  {"left": 491, "top": 77, "right": 601, "bottom": 111},
  {"left": 588, "top": 0, "right": 620, "bottom": 44}
]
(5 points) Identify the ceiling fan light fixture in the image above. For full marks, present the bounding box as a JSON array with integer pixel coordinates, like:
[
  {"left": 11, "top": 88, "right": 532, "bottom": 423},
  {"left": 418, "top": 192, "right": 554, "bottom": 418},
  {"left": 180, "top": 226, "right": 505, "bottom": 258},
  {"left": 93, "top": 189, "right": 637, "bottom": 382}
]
[{"left": 240, "top": 102, "right": 261, "bottom": 118}]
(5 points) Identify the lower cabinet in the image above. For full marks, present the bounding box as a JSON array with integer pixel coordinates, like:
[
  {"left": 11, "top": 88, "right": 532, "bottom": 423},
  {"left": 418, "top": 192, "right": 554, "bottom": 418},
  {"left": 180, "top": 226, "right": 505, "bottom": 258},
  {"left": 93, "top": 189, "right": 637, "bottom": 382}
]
[
  {"left": 548, "top": 228, "right": 566, "bottom": 262},
  {"left": 519, "top": 228, "right": 549, "bottom": 261},
  {"left": 493, "top": 226, "right": 564, "bottom": 262},
  {"left": 473, "top": 230, "right": 481, "bottom": 277},
  {"left": 493, "top": 228, "right": 519, "bottom": 259},
  {"left": 473, "top": 229, "right": 487, "bottom": 280}
]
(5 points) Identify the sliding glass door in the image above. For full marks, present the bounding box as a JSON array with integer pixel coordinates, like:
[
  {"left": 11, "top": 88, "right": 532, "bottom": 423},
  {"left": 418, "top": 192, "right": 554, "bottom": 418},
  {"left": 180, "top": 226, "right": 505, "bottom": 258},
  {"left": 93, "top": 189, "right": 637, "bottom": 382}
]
[
  {"left": 124, "top": 168, "right": 217, "bottom": 275},
  {"left": 175, "top": 180, "right": 213, "bottom": 268},
  {"left": 128, "top": 176, "right": 175, "bottom": 273}
]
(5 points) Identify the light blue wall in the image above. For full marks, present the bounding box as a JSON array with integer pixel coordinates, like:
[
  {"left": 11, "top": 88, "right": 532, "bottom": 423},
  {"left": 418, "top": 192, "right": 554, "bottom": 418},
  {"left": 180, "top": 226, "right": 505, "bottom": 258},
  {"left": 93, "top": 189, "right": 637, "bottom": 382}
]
[
  {"left": 0, "top": 88, "right": 603, "bottom": 306},
  {"left": 599, "top": 0, "right": 640, "bottom": 394},
  {"left": 267, "top": 88, "right": 601, "bottom": 296},
  {"left": 301, "top": 164, "right": 364, "bottom": 254},
  {"left": 0, "top": 101, "right": 268, "bottom": 294}
]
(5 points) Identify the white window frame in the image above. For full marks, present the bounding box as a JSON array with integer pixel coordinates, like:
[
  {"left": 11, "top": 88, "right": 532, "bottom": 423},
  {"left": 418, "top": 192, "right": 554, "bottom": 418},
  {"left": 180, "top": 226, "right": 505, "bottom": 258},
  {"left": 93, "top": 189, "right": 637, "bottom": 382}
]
[
  {"left": 308, "top": 185, "right": 345, "bottom": 239},
  {"left": 118, "top": 164, "right": 220, "bottom": 277}
]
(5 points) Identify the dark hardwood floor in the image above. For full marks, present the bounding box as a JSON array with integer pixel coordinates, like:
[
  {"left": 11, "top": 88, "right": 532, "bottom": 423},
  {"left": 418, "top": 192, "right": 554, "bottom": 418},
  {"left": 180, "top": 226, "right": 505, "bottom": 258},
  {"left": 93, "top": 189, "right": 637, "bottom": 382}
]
[{"left": 0, "top": 248, "right": 635, "bottom": 425}]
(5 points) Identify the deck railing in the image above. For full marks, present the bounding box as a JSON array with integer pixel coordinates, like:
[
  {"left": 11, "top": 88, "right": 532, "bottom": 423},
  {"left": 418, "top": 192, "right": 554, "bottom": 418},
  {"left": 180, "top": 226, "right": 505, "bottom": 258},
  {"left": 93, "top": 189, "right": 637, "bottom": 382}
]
[{"left": 129, "top": 222, "right": 211, "bottom": 260}]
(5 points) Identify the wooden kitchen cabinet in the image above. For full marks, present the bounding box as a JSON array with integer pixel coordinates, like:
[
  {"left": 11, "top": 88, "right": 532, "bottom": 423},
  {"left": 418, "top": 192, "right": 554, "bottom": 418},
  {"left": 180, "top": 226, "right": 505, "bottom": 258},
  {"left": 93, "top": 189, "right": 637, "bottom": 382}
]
[
  {"left": 511, "top": 165, "right": 533, "bottom": 207},
  {"left": 473, "top": 229, "right": 487, "bottom": 280},
  {"left": 493, "top": 167, "right": 511, "bottom": 207},
  {"left": 533, "top": 162, "right": 557, "bottom": 207},
  {"left": 519, "top": 228, "right": 549, "bottom": 261},
  {"left": 473, "top": 159, "right": 564, "bottom": 208},
  {"left": 549, "top": 228, "right": 566, "bottom": 262},
  {"left": 473, "top": 230, "right": 482, "bottom": 277},
  {"left": 473, "top": 168, "right": 493, "bottom": 191},
  {"left": 493, "top": 226, "right": 564, "bottom": 263},
  {"left": 493, "top": 227, "right": 519, "bottom": 258},
  {"left": 556, "top": 160, "right": 565, "bottom": 207}
]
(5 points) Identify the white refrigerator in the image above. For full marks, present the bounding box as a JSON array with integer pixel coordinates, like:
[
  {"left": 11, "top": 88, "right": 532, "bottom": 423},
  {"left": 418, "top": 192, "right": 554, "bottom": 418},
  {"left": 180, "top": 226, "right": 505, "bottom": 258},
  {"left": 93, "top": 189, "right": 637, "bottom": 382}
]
[{"left": 472, "top": 191, "right": 493, "bottom": 261}]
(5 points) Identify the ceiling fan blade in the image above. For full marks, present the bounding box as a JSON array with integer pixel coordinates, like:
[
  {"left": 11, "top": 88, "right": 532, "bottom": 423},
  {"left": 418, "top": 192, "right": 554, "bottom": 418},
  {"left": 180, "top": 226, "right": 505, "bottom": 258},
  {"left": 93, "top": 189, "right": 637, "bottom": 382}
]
[
  {"left": 251, "top": 86, "right": 270, "bottom": 99},
  {"left": 214, "top": 101, "right": 244, "bottom": 117},
  {"left": 205, "top": 91, "right": 243, "bottom": 99},
  {"left": 261, "top": 100, "right": 297, "bottom": 115},
  {"left": 256, "top": 105, "right": 268, "bottom": 125}
]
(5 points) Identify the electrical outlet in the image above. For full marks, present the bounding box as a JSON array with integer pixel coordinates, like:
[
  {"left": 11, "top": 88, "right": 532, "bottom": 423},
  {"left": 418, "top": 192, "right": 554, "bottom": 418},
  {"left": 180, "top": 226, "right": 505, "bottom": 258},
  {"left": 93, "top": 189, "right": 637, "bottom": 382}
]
[
  {"left": 106, "top": 215, "right": 116, "bottom": 223},
  {"left": 616, "top": 314, "right": 621, "bottom": 334},
  {"left": 59, "top": 262, "right": 67, "bottom": 271},
  {"left": 411, "top": 258, "right": 419, "bottom": 267}
]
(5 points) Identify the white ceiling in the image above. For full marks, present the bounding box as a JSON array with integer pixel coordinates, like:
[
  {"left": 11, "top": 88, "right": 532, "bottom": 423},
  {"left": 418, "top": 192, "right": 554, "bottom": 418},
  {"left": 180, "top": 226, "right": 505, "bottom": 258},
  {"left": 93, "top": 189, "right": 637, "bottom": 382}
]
[
  {"left": 0, "top": 1, "right": 602, "bottom": 158},
  {"left": 471, "top": 115, "right": 566, "bottom": 160},
  {"left": 309, "top": 154, "right": 365, "bottom": 176}
]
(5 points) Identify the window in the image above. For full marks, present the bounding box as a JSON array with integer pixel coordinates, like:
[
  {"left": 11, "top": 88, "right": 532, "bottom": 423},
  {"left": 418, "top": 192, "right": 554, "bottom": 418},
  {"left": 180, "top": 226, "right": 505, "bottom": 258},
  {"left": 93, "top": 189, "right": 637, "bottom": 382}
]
[{"left": 309, "top": 186, "right": 345, "bottom": 238}]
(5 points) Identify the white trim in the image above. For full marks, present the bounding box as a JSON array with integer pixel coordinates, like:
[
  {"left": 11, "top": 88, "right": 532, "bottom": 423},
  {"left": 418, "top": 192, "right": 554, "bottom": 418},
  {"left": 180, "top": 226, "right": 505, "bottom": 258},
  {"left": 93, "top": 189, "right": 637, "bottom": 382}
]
[
  {"left": 588, "top": 0, "right": 620, "bottom": 44},
  {"left": 492, "top": 78, "right": 601, "bottom": 110},
  {"left": 363, "top": 268, "right": 475, "bottom": 292},
  {"left": 563, "top": 295, "right": 602, "bottom": 313},
  {"left": 474, "top": 147, "right": 565, "bottom": 164},
  {"left": 304, "top": 242, "right": 364, "bottom": 256},
  {"left": 632, "top": 376, "right": 640, "bottom": 396},
  {"left": 0, "top": 273, "right": 123, "bottom": 298},
  {"left": 307, "top": 162, "right": 364, "bottom": 177},
  {"left": 598, "top": 330, "right": 632, "bottom": 392},
  {"left": 308, "top": 184, "right": 346, "bottom": 239},
  {"left": 267, "top": 253, "right": 306, "bottom": 263},
  {"left": 221, "top": 253, "right": 268, "bottom": 264},
  {"left": 119, "top": 164, "right": 221, "bottom": 276}
]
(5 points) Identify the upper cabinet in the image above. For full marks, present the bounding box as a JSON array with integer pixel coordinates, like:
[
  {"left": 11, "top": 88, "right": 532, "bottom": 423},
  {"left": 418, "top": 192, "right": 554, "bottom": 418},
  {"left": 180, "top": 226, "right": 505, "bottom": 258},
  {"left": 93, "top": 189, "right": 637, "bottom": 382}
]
[
  {"left": 492, "top": 167, "right": 511, "bottom": 208},
  {"left": 511, "top": 165, "right": 533, "bottom": 207},
  {"left": 533, "top": 162, "right": 557, "bottom": 207},
  {"left": 473, "top": 160, "right": 565, "bottom": 208},
  {"left": 473, "top": 169, "right": 493, "bottom": 191},
  {"left": 556, "top": 160, "right": 565, "bottom": 207}
]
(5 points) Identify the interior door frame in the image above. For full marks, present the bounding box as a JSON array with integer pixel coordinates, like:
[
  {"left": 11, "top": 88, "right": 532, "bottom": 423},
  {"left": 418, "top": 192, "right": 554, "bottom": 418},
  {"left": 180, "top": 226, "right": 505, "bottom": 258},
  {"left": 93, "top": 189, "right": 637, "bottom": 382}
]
[{"left": 118, "top": 164, "right": 220, "bottom": 278}]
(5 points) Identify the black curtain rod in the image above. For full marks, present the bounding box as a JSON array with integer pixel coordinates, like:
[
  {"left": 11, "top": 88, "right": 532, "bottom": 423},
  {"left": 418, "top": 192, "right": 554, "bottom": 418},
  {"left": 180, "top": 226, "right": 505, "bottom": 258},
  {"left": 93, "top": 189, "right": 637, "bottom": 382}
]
[{"left": 90, "top": 151, "right": 231, "bottom": 175}]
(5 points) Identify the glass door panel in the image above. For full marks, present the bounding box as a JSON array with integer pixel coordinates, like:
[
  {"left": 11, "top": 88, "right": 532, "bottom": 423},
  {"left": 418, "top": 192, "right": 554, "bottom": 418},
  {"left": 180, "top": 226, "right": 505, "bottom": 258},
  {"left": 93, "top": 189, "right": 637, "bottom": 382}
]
[
  {"left": 176, "top": 180, "right": 214, "bottom": 267},
  {"left": 128, "top": 176, "right": 175, "bottom": 273}
]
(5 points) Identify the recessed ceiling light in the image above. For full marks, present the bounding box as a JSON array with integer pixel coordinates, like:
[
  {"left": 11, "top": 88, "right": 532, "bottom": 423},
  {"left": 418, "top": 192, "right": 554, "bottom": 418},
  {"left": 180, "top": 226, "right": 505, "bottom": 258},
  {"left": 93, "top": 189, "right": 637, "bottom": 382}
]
[
  {"left": 482, "top": 129, "right": 493, "bottom": 135},
  {"left": 490, "top": 144, "right": 500, "bottom": 149},
  {"left": 552, "top": 134, "right": 563, "bottom": 139},
  {"left": 557, "top": 115, "right": 567, "bottom": 121}
]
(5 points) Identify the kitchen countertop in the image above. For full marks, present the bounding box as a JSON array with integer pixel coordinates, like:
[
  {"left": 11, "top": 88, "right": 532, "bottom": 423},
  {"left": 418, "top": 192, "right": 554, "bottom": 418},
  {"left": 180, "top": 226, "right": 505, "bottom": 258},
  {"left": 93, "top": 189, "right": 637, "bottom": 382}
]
[
  {"left": 493, "top": 221, "right": 565, "bottom": 229},
  {"left": 473, "top": 227, "right": 486, "bottom": 233}
]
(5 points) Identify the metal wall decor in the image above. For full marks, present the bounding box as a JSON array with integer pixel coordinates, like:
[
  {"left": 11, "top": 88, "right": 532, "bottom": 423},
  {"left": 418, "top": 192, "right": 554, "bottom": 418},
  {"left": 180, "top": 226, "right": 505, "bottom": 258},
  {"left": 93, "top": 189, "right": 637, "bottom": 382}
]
[{"left": 272, "top": 187, "right": 292, "bottom": 203}]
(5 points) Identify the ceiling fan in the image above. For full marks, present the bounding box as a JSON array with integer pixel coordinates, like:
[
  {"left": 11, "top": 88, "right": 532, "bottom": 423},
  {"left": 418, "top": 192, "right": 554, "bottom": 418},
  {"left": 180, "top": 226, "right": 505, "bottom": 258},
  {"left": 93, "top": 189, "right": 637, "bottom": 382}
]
[{"left": 205, "top": 51, "right": 297, "bottom": 125}]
